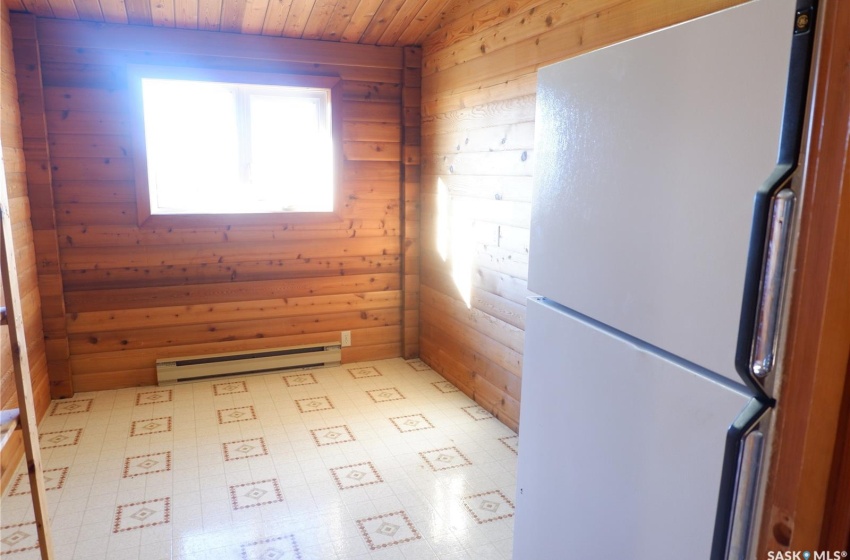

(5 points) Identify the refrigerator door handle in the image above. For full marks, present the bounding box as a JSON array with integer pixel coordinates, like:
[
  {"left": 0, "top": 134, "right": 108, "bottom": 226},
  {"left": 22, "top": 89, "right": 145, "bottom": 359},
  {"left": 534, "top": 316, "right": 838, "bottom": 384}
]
[
  {"left": 750, "top": 189, "right": 796, "bottom": 378},
  {"left": 726, "top": 430, "right": 765, "bottom": 560}
]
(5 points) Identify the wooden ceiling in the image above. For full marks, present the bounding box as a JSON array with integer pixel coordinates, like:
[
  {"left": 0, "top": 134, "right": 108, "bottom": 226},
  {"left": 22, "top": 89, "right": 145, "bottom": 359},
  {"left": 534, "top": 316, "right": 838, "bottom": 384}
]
[{"left": 3, "top": 0, "right": 458, "bottom": 45}]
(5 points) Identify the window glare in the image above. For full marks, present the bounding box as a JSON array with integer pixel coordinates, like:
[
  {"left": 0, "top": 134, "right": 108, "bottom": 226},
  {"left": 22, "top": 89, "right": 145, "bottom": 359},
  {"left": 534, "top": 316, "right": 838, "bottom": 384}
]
[{"left": 140, "top": 78, "right": 334, "bottom": 215}]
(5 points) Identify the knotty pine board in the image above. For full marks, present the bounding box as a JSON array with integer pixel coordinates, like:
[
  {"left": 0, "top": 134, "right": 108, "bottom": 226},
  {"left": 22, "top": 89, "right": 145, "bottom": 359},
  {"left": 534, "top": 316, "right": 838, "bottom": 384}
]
[
  {"left": 14, "top": 17, "right": 411, "bottom": 391},
  {"left": 0, "top": 3, "right": 51, "bottom": 494},
  {"left": 419, "top": 0, "right": 747, "bottom": 432}
]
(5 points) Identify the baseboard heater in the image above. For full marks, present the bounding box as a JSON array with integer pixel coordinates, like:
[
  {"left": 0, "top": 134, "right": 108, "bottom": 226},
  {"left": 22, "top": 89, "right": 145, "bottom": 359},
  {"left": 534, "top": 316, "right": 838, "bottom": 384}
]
[{"left": 155, "top": 342, "right": 342, "bottom": 385}]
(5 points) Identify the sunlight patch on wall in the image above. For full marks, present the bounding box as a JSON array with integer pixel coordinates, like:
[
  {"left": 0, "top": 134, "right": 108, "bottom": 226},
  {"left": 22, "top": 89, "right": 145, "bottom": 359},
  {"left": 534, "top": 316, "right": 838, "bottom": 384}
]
[
  {"left": 437, "top": 178, "right": 449, "bottom": 261},
  {"left": 436, "top": 177, "right": 474, "bottom": 308}
]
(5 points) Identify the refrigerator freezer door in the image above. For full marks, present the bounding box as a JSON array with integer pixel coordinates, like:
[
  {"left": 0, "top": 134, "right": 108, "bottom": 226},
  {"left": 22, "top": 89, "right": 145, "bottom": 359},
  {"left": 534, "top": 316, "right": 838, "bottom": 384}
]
[
  {"left": 513, "top": 298, "right": 752, "bottom": 559},
  {"left": 528, "top": 0, "right": 795, "bottom": 381}
]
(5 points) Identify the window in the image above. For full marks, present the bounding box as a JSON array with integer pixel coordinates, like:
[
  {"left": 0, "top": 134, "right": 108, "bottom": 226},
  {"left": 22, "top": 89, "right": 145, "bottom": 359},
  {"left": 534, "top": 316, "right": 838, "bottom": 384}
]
[{"left": 130, "top": 67, "right": 342, "bottom": 224}]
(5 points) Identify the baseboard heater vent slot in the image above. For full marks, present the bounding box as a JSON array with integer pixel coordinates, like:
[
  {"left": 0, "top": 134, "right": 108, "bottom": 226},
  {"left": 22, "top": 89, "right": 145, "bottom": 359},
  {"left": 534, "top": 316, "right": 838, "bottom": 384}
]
[{"left": 156, "top": 342, "right": 341, "bottom": 385}]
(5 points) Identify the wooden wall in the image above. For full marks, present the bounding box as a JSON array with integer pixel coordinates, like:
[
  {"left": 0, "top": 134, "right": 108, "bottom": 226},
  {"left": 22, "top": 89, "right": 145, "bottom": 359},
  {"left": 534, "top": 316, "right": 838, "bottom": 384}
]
[
  {"left": 418, "top": 0, "right": 745, "bottom": 431},
  {"left": 1, "top": 1, "right": 51, "bottom": 491},
  {"left": 14, "top": 17, "right": 410, "bottom": 392},
  {"left": 401, "top": 46, "right": 422, "bottom": 359},
  {"left": 14, "top": 13, "right": 71, "bottom": 398}
]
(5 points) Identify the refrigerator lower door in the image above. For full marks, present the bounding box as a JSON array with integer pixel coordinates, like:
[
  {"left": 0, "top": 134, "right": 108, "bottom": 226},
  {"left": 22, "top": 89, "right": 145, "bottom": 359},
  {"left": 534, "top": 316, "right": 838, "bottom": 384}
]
[{"left": 513, "top": 298, "right": 755, "bottom": 560}]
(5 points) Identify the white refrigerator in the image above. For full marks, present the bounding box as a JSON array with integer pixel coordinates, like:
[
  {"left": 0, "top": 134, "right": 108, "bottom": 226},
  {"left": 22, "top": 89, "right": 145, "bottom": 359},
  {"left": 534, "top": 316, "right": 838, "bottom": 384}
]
[{"left": 512, "top": 0, "right": 817, "bottom": 559}]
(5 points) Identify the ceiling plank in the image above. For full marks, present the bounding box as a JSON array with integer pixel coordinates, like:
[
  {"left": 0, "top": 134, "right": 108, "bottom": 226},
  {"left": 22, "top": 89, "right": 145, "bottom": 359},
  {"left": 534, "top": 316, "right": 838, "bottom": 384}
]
[
  {"left": 376, "top": 0, "right": 427, "bottom": 46},
  {"left": 281, "top": 0, "right": 315, "bottom": 37},
  {"left": 150, "top": 0, "right": 176, "bottom": 26},
  {"left": 197, "top": 0, "right": 221, "bottom": 29},
  {"left": 339, "top": 0, "right": 382, "bottom": 43},
  {"left": 174, "top": 0, "right": 199, "bottom": 28},
  {"left": 72, "top": 0, "right": 104, "bottom": 21},
  {"left": 397, "top": 0, "right": 452, "bottom": 46},
  {"left": 241, "top": 0, "right": 270, "bottom": 33},
  {"left": 21, "top": 0, "right": 54, "bottom": 17},
  {"left": 45, "top": 0, "right": 78, "bottom": 19},
  {"left": 10, "top": 0, "right": 445, "bottom": 45},
  {"left": 260, "top": 0, "right": 292, "bottom": 35},
  {"left": 219, "top": 0, "right": 245, "bottom": 31},
  {"left": 320, "top": 0, "right": 359, "bottom": 41},
  {"left": 98, "top": 0, "right": 127, "bottom": 22},
  {"left": 301, "top": 0, "right": 337, "bottom": 39},
  {"left": 358, "top": 0, "right": 401, "bottom": 44},
  {"left": 124, "top": 0, "right": 151, "bottom": 25}
]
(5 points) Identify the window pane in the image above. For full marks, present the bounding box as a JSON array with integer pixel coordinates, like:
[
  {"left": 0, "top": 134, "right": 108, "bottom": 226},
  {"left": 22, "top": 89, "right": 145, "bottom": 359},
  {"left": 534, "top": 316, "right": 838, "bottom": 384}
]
[
  {"left": 249, "top": 92, "right": 332, "bottom": 212},
  {"left": 139, "top": 77, "right": 334, "bottom": 215},
  {"left": 142, "top": 79, "right": 241, "bottom": 213}
]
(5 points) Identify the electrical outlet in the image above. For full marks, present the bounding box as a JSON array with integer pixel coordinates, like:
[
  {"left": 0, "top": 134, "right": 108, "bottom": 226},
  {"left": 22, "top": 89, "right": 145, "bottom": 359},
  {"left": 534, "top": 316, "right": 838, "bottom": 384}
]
[{"left": 341, "top": 331, "right": 351, "bottom": 347}]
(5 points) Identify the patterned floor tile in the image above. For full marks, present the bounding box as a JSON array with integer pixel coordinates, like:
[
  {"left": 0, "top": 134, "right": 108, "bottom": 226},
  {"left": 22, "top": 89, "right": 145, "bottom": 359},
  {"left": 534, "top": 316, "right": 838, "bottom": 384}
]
[
  {"left": 282, "top": 373, "right": 318, "bottom": 387},
  {"left": 462, "top": 404, "right": 494, "bottom": 421},
  {"left": 39, "top": 428, "right": 82, "bottom": 449},
  {"left": 348, "top": 366, "right": 382, "bottom": 379},
  {"left": 10, "top": 358, "right": 518, "bottom": 560},
  {"left": 366, "top": 388, "right": 405, "bottom": 403},
  {"left": 229, "top": 479, "right": 284, "bottom": 510},
  {"left": 294, "top": 396, "right": 334, "bottom": 413},
  {"left": 310, "top": 425, "right": 356, "bottom": 447},
  {"left": 8, "top": 467, "right": 69, "bottom": 496},
  {"left": 123, "top": 451, "right": 172, "bottom": 478},
  {"left": 241, "top": 534, "right": 302, "bottom": 560},
  {"left": 223, "top": 437, "right": 269, "bottom": 461},
  {"left": 355, "top": 511, "right": 422, "bottom": 550},
  {"left": 130, "top": 416, "right": 173, "bottom": 437},
  {"left": 217, "top": 405, "right": 257, "bottom": 424},
  {"left": 462, "top": 490, "right": 515, "bottom": 523},
  {"left": 389, "top": 414, "right": 434, "bottom": 433},
  {"left": 330, "top": 462, "right": 383, "bottom": 490},
  {"left": 405, "top": 359, "right": 431, "bottom": 372},
  {"left": 0, "top": 522, "right": 39, "bottom": 555},
  {"left": 419, "top": 447, "right": 473, "bottom": 472},
  {"left": 136, "top": 389, "right": 173, "bottom": 406},
  {"left": 499, "top": 435, "right": 519, "bottom": 455},
  {"left": 113, "top": 497, "right": 171, "bottom": 533},
  {"left": 431, "top": 380, "right": 459, "bottom": 393},
  {"left": 50, "top": 398, "right": 93, "bottom": 416},
  {"left": 213, "top": 380, "right": 248, "bottom": 396}
]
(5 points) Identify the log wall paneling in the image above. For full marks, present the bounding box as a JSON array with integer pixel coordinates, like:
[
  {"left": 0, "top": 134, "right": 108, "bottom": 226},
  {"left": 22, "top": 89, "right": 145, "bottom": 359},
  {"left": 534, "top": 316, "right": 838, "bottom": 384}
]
[
  {"left": 15, "top": 17, "right": 410, "bottom": 392},
  {"left": 418, "top": 0, "right": 745, "bottom": 431},
  {"left": 401, "top": 46, "right": 421, "bottom": 359},
  {"left": 0, "top": 1, "right": 51, "bottom": 492},
  {"left": 12, "top": 13, "right": 71, "bottom": 398}
]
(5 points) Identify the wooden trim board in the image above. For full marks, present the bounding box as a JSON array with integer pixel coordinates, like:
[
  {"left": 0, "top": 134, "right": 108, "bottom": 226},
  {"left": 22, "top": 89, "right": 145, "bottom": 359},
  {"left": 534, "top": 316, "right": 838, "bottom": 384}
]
[{"left": 757, "top": 0, "right": 850, "bottom": 552}]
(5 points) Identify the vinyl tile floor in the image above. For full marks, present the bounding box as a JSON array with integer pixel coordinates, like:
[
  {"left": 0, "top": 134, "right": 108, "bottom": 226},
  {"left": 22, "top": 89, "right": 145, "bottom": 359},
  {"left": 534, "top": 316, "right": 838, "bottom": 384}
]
[{"left": 0, "top": 358, "right": 519, "bottom": 559}]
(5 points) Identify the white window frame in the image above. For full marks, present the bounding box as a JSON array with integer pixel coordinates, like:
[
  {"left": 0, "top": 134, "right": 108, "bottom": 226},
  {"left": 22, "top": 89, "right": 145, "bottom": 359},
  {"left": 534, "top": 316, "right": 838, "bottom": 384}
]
[{"left": 129, "top": 66, "right": 343, "bottom": 227}]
